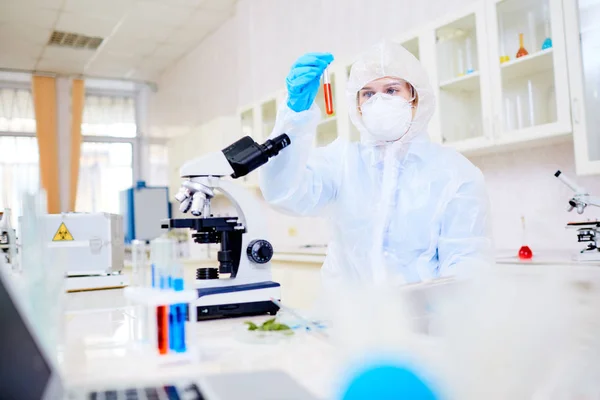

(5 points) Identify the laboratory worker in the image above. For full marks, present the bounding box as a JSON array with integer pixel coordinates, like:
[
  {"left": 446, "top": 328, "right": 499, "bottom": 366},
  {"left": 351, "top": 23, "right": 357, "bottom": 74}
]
[{"left": 259, "top": 42, "right": 492, "bottom": 285}]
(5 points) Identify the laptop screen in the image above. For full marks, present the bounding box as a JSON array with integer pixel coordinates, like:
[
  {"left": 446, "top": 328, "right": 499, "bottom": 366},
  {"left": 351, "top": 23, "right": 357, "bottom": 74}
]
[{"left": 0, "top": 275, "right": 52, "bottom": 399}]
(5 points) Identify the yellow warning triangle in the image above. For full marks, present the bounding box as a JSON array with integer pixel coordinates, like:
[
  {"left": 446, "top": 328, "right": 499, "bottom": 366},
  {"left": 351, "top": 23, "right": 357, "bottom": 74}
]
[{"left": 52, "top": 222, "right": 74, "bottom": 241}]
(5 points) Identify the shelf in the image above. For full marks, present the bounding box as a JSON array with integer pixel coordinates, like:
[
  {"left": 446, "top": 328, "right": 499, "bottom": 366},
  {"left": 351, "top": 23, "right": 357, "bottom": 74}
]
[
  {"left": 501, "top": 48, "right": 554, "bottom": 81},
  {"left": 439, "top": 71, "right": 481, "bottom": 91}
]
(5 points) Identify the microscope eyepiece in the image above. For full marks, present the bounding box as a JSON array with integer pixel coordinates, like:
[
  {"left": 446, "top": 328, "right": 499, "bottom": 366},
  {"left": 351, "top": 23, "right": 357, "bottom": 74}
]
[
  {"left": 221, "top": 134, "right": 291, "bottom": 179},
  {"left": 262, "top": 134, "right": 291, "bottom": 158}
]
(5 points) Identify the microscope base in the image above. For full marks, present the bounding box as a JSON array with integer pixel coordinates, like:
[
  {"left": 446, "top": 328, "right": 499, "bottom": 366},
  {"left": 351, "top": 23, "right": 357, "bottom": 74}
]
[{"left": 195, "top": 281, "right": 281, "bottom": 320}]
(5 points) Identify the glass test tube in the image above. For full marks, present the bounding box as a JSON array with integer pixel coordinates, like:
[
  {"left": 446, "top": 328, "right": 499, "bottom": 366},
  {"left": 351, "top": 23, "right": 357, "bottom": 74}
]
[
  {"left": 323, "top": 67, "right": 334, "bottom": 115},
  {"left": 170, "top": 245, "right": 186, "bottom": 353},
  {"left": 131, "top": 240, "right": 146, "bottom": 287},
  {"left": 516, "top": 95, "right": 524, "bottom": 129},
  {"left": 527, "top": 80, "right": 536, "bottom": 126},
  {"left": 498, "top": 13, "right": 510, "bottom": 63},
  {"left": 465, "top": 37, "right": 474, "bottom": 74},
  {"left": 527, "top": 11, "right": 537, "bottom": 52},
  {"left": 457, "top": 46, "right": 465, "bottom": 77},
  {"left": 541, "top": 5, "right": 552, "bottom": 50},
  {"left": 151, "top": 237, "right": 172, "bottom": 355}
]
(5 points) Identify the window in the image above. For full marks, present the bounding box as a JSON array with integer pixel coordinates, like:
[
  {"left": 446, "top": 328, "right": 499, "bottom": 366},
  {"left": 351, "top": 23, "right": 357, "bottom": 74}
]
[
  {"left": 76, "top": 142, "right": 133, "bottom": 213},
  {"left": 148, "top": 144, "right": 169, "bottom": 187},
  {"left": 82, "top": 95, "right": 136, "bottom": 138},
  {"left": 0, "top": 137, "right": 39, "bottom": 225},
  {"left": 78, "top": 92, "right": 138, "bottom": 213},
  {"left": 0, "top": 88, "right": 36, "bottom": 133}
]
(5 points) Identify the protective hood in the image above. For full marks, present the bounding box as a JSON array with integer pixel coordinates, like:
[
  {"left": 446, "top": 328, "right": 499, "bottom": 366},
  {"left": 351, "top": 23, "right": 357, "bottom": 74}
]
[{"left": 347, "top": 42, "right": 436, "bottom": 147}]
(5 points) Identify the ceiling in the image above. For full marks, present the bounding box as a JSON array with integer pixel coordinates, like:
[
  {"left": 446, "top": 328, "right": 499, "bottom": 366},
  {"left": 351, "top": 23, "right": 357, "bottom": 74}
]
[{"left": 0, "top": 0, "right": 237, "bottom": 82}]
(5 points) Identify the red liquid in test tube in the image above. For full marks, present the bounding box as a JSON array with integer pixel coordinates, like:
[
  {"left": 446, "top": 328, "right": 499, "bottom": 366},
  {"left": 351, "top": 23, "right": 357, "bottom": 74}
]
[
  {"left": 157, "top": 305, "right": 168, "bottom": 354},
  {"left": 323, "top": 67, "right": 334, "bottom": 115}
]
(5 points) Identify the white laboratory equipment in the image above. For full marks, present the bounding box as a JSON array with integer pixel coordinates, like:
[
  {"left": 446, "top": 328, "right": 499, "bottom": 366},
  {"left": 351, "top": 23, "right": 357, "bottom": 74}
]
[
  {"left": 555, "top": 170, "right": 600, "bottom": 261},
  {"left": 34, "top": 213, "right": 129, "bottom": 291},
  {"left": 167, "top": 134, "right": 291, "bottom": 320},
  {"left": 120, "top": 181, "right": 170, "bottom": 243}
]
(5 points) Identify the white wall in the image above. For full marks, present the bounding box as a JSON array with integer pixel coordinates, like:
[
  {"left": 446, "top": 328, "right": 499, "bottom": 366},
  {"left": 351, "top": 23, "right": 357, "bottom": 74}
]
[
  {"left": 469, "top": 141, "right": 600, "bottom": 252},
  {"left": 153, "top": 0, "right": 600, "bottom": 253}
]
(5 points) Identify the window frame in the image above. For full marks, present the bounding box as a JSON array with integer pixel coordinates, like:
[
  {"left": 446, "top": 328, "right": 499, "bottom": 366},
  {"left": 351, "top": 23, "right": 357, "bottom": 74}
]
[{"left": 0, "top": 84, "right": 168, "bottom": 184}]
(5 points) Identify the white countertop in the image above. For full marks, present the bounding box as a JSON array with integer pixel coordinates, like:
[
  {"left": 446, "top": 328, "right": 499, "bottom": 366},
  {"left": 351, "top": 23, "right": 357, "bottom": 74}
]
[
  {"left": 62, "top": 287, "right": 336, "bottom": 398},
  {"left": 182, "top": 246, "right": 600, "bottom": 267},
  {"left": 495, "top": 249, "right": 600, "bottom": 266}
]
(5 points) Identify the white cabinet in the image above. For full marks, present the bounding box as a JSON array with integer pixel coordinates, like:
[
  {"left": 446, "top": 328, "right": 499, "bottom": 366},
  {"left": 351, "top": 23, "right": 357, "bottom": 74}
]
[
  {"left": 486, "top": 0, "right": 571, "bottom": 146},
  {"left": 423, "top": 0, "right": 570, "bottom": 153},
  {"left": 564, "top": 0, "right": 600, "bottom": 175},
  {"left": 426, "top": 3, "right": 494, "bottom": 150}
]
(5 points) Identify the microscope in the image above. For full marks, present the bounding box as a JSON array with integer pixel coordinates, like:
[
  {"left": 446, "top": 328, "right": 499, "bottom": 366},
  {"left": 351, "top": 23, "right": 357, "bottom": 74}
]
[
  {"left": 162, "top": 134, "right": 291, "bottom": 320},
  {"left": 555, "top": 170, "right": 600, "bottom": 261}
]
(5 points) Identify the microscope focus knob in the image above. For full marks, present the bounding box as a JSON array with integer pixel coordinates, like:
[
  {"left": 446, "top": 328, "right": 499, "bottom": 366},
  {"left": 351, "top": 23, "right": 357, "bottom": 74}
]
[{"left": 247, "top": 240, "right": 273, "bottom": 264}]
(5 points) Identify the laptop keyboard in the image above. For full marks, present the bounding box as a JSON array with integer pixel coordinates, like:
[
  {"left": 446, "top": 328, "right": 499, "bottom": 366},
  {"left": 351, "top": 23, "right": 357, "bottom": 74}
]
[{"left": 87, "top": 384, "right": 204, "bottom": 400}]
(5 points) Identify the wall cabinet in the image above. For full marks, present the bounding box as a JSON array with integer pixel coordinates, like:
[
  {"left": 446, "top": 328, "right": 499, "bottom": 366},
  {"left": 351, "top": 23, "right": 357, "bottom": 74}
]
[
  {"left": 425, "top": 2, "right": 494, "bottom": 150},
  {"left": 564, "top": 0, "right": 600, "bottom": 175},
  {"left": 424, "top": 0, "right": 571, "bottom": 153}
]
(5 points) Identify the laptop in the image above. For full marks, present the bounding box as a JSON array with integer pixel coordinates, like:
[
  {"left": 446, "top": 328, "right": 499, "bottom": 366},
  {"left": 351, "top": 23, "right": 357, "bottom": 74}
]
[{"left": 0, "top": 272, "right": 320, "bottom": 400}]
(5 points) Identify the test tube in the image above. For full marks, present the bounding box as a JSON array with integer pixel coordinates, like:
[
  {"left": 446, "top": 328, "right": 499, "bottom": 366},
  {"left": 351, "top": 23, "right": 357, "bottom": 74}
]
[
  {"left": 151, "top": 238, "right": 171, "bottom": 355},
  {"left": 323, "top": 67, "right": 334, "bottom": 115},
  {"left": 465, "top": 37, "right": 474, "bottom": 74},
  {"left": 131, "top": 240, "right": 146, "bottom": 287},
  {"left": 527, "top": 80, "right": 536, "bottom": 127},
  {"left": 516, "top": 94, "right": 524, "bottom": 129},
  {"left": 171, "top": 246, "right": 186, "bottom": 353}
]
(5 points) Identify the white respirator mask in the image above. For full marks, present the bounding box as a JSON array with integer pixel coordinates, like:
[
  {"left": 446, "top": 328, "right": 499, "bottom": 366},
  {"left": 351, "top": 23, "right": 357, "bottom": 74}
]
[{"left": 359, "top": 93, "right": 414, "bottom": 142}]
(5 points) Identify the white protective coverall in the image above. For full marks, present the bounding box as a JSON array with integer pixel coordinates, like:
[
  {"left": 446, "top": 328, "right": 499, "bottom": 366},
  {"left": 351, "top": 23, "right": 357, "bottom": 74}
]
[{"left": 259, "top": 42, "right": 492, "bottom": 285}]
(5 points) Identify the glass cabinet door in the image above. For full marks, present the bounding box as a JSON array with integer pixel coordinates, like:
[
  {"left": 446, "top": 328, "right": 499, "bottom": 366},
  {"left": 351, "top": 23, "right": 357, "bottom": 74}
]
[
  {"left": 565, "top": 0, "right": 600, "bottom": 175},
  {"left": 488, "top": 0, "right": 570, "bottom": 139},
  {"left": 433, "top": 5, "right": 492, "bottom": 147}
]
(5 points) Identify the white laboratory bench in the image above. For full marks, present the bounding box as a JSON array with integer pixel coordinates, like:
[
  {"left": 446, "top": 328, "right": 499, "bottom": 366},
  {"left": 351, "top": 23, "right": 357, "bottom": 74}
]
[
  {"left": 60, "top": 249, "right": 600, "bottom": 397},
  {"left": 62, "top": 278, "right": 336, "bottom": 399}
]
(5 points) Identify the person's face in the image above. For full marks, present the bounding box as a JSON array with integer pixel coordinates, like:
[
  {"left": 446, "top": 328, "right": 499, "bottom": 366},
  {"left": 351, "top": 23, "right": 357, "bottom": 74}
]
[{"left": 358, "top": 77, "right": 418, "bottom": 118}]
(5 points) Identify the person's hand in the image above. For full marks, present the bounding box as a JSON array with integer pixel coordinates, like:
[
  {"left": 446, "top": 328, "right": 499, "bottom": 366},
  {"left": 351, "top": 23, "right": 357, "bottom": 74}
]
[{"left": 286, "top": 52, "right": 334, "bottom": 112}]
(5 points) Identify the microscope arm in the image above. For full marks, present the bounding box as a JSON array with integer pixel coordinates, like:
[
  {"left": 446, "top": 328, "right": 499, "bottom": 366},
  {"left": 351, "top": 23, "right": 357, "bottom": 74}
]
[
  {"left": 555, "top": 170, "right": 600, "bottom": 214},
  {"left": 174, "top": 134, "right": 291, "bottom": 216}
]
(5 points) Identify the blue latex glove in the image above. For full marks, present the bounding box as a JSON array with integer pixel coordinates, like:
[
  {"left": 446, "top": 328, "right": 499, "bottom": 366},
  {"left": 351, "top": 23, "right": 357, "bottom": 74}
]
[{"left": 286, "top": 52, "right": 334, "bottom": 112}]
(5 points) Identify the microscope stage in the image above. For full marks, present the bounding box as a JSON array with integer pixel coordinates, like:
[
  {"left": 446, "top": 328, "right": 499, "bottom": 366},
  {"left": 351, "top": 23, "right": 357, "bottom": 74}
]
[{"left": 195, "top": 281, "right": 280, "bottom": 320}]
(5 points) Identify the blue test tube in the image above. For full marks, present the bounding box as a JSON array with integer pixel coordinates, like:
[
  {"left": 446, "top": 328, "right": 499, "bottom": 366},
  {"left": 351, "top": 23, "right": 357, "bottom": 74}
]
[{"left": 171, "top": 247, "right": 186, "bottom": 353}]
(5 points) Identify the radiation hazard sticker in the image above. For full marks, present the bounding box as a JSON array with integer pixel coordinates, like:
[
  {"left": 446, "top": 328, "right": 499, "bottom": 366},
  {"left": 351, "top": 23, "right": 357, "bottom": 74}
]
[{"left": 52, "top": 222, "right": 74, "bottom": 241}]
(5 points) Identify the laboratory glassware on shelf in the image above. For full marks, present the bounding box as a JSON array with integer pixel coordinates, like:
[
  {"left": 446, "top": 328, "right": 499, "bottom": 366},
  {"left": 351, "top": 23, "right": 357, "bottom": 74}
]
[
  {"left": 518, "top": 216, "right": 533, "bottom": 260},
  {"left": 516, "top": 33, "right": 529, "bottom": 58}
]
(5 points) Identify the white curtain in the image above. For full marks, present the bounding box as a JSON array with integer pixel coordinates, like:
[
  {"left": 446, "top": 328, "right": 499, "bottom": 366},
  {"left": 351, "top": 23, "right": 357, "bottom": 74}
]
[
  {"left": 76, "top": 142, "right": 133, "bottom": 213},
  {"left": 148, "top": 144, "right": 169, "bottom": 187},
  {"left": 0, "top": 137, "right": 40, "bottom": 226}
]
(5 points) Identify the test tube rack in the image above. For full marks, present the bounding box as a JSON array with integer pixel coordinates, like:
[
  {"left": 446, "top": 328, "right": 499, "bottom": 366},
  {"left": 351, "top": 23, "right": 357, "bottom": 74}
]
[{"left": 124, "top": 286, "right": 198, "bottom": 364}]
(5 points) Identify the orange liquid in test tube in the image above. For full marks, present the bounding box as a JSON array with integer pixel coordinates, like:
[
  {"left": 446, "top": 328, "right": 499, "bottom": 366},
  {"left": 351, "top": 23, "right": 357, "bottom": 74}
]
[
  {"left": 323, "top": 67, "right": 334, "bottom": 115},
  {"left": 157, "top": 305, "right": 168, "bottom": 354}
]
